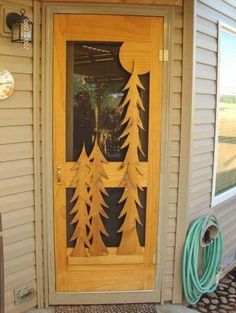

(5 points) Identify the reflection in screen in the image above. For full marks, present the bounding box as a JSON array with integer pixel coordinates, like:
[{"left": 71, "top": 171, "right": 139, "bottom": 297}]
[{"left": 66, "top": 42, "right": 149, "bottom": 162}]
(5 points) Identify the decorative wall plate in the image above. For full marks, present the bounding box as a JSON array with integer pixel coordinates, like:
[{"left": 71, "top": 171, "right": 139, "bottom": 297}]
[{"left": 0, "top": 68, "right": 15, "bottom": 100}]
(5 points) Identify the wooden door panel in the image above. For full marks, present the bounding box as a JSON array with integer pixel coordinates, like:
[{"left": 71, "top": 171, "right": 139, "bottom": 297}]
[
  {"left": 63, "top": 15, "right": 152, "bottom": 42},
  {"left": 65, "top": 162, "right": 148, "bottom": 187},
  {"left": 53, "top": 14, "right": 163, "bottom": 293}
]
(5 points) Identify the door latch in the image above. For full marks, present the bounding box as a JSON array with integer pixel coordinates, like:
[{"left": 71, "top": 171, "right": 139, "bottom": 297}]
[{"left": 56, "top": 166, "right": 62, "bottom": 185}]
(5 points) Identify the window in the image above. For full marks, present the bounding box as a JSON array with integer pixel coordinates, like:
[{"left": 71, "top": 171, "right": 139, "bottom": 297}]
[{"left": 212, "top": 23, "right": 236, "bottom": 206}]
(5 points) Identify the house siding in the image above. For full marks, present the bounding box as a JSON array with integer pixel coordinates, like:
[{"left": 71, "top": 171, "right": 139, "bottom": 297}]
[
  {"left": 191, "top": 0, "right": 236, "bottom": 267},
  {"left": 0, "top": 1, "right": 40, "bottom": 312}
]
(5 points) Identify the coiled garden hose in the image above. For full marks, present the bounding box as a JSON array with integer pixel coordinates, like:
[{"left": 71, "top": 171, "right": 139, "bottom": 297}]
[{"left": 182, "top": 215, "right": 223, "bottom": 305}]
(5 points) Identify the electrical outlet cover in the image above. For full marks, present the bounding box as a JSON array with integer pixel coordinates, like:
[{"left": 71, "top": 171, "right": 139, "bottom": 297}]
[{"left": 14, "top": 282, "right": 35, "bottom": 304}]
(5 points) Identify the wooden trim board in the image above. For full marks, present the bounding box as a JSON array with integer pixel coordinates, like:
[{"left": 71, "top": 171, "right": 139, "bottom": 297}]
[
  {"left": 41, "top": 0, "right": 183, "bottom": 6},
  {"left": 33, "top": 0, "right": 44, "bottom": 308},
  {"left": 172, "top": 0, "right": 196, "bottom": 304}
]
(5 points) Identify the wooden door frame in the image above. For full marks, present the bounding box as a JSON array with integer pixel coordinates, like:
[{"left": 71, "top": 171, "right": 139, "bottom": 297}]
[{"left": 41, "top": 3, "right": 173, "bottom": 305}]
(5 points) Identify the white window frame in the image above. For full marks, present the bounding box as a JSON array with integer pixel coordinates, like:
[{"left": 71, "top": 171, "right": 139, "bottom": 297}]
[{"left": 212, "top": 22, "right": 236, "bottom": 207}]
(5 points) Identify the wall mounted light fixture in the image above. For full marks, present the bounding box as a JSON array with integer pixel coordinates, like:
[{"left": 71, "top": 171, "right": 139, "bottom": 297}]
[{"left": 6, "top": 8, "right": 33, "bottom": 48}]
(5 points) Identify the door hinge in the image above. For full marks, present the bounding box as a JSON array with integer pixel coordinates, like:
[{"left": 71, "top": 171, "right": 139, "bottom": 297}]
[
  {"left": 152, "top": 254, "right": 157, "bottom": 264},
  {"left": 159, "top": 49, "right": 169, "bottom": 62}
]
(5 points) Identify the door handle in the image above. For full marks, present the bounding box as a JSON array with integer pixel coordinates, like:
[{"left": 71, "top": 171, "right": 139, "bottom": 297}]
[{"left": 56, "top": 165, "right": 62, "bottom": 185}]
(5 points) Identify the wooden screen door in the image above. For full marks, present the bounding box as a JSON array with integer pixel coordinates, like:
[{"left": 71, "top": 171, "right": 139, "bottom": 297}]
[{"left": 53, "top": 14, "right": 163, "bottom": 293}]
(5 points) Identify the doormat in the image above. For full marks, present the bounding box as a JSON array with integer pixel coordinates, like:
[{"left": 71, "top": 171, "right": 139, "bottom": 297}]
[{"left": 55, "top": 304, "right": 157, "bottom": 313}]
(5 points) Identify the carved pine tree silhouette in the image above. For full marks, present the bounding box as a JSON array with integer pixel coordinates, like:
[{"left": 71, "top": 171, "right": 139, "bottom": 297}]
[
  {"left": 88, "top": 138, "right": 109, "bottom": 256},
  {"left": 70, "top": 145, "right": 91, "bottom": 257},
  {"left": 117, "top": 63, "right": 145, "bottom": 255}
]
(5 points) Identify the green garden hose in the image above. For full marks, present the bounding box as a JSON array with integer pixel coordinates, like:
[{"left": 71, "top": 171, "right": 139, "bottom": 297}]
[{"left": 182, "top": 215, "right": 223, "bottom": 305}]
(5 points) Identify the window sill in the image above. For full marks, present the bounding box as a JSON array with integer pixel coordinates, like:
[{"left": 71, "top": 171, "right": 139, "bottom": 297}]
[{"left": 211, "top": 186, "right": 236, "bottom": 208}]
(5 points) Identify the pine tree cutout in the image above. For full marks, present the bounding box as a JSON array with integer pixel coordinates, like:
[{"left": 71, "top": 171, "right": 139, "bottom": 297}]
[
  {"left": 88, "top": 137, "right": 109, "bottom": 256},
  {"left": 70, "top": 145, "right": 91, "bottom": 257},
  {"left": 117, "top": 63, "right": 145, "bottom": 255}
]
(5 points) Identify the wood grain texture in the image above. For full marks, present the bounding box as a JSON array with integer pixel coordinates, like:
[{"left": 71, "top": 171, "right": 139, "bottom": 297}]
[
  {"left": 66, "top": 162, "right": 148, "bottom": 187},
  {"left": 68, "top": 247, "right": 144, "bottom": 265},
  {"left": 53, "top": 14, "right": 67, "bottom": 291},
  {"left": 116, "top": 64, "right": 145, "bottom": 255},
  {"left": 87, "top": 138, "right": 109, "bottom": 256},
  {"left": 70, "top": 145, "right": 91, "bottom": 257},
  {"left": 53, "top": 14, "right": 163, "bottom": 292},
  {"left": 41, "top": 0, "right": 182, "bottom": 5}
]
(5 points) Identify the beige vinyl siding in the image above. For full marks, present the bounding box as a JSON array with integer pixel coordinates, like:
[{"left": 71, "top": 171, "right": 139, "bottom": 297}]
[
  {"left": 191, "top": 0, "right": 236, "bottom": 266},
  {"left": 162, "top": 8, "right": 183, "bottom": 301},
  {"left": 0, "top": 1, "right": 39, "bottom": 312}
]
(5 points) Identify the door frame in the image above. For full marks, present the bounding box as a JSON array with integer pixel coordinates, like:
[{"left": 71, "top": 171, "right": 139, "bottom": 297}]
[{"left": 42, "top": 3, "right": 173, "bottom": 305}]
